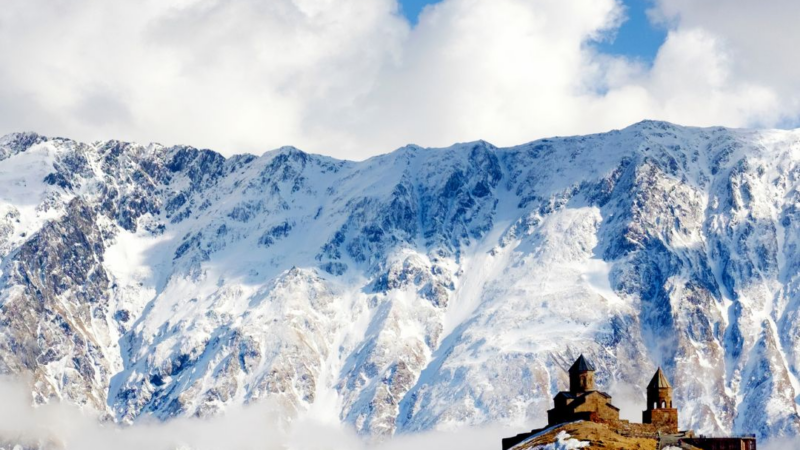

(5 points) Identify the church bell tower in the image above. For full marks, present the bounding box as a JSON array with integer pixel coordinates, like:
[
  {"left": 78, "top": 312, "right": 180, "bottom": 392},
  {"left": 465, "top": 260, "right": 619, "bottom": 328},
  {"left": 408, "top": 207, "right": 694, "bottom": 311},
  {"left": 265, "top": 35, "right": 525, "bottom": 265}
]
[
  {"left": 642, "top": 367, "right": 679, "bottom": 433},
  {"left": 568, "top": 354, "right": 596, "bottom": 394}
]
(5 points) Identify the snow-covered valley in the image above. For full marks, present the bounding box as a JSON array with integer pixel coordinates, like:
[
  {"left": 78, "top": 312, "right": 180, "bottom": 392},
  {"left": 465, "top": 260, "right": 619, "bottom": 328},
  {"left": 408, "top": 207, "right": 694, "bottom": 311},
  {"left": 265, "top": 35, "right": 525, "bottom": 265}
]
[{"left": 0, "top": 121, "right": 799, "bottom": 441}]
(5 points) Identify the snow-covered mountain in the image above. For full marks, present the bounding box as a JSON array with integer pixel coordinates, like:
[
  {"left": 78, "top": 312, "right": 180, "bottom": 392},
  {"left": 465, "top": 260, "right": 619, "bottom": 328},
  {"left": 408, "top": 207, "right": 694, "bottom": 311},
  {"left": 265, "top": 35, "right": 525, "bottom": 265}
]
[{"left": 0, "top": 121, "right": 799, "bottom": 440}]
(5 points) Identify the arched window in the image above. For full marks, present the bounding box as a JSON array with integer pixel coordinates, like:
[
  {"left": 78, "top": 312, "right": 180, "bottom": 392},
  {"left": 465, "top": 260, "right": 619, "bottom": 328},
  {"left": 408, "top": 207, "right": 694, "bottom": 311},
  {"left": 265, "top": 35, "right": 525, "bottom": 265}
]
[
  {"left": 653, "top": 402, "right": 657, "bottom": 410},
  {"left": 661, "top": 401, "right": 666, "bottom": 408}
]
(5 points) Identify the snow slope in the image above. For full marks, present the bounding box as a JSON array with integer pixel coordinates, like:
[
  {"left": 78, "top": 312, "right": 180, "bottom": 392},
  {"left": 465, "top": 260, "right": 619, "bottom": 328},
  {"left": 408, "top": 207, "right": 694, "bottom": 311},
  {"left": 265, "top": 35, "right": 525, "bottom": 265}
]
[{"left": 0, "top": 122, "right": 799, "bottom": 440}]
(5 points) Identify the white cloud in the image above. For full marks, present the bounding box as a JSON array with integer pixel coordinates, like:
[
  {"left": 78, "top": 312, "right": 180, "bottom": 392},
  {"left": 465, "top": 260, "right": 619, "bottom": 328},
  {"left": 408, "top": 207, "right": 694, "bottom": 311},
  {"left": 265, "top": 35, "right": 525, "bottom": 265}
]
[
  {"left": 0, "top": 0, "right": 795, "bottom": 159},
  {"left": 655, "top": 0, "right": 800, "bottom": 92},
  {"left": 0, "top": 376, "right": 288, "bottom": 449},
  {"left": 0, "top": 377, "right": 512, "bottom": 450},
  {"left": 634, "top": 27, "right": 782, "bottom": 128}
]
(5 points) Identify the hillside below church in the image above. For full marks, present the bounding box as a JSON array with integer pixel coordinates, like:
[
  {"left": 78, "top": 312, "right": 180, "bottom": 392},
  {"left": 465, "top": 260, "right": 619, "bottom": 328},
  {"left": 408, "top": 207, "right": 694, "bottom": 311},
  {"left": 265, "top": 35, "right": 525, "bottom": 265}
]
[
  {"left": 0, "top": 121, "right": 798, "bottom": 442},
  {"left": 513, "top": 421, "right": 658, "bottom": 450}
]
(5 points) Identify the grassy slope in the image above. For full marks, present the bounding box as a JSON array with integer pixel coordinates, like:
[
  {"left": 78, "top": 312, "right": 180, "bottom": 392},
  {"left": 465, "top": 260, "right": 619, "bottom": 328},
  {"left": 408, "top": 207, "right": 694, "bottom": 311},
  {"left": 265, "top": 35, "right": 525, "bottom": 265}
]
[{"left": 515, "top": 421, "right": 658, "bottom": 450}]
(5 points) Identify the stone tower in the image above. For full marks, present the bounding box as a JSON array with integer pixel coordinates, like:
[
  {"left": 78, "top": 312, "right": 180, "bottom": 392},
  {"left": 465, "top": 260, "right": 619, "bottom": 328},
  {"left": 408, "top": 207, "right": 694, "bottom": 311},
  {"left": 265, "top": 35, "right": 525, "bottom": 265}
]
[
  {"left": 569, "top": 354, "right": 596, "bottom": 394},
  {"left": 642, "top": 367, "right": 678, "bottom": 433}
]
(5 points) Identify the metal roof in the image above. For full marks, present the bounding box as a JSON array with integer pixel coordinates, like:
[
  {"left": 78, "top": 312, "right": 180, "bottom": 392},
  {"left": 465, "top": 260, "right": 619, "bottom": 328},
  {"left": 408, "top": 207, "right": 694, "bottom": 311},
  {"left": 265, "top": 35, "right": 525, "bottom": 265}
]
[
  {"left": 568, "top": 354, "right": 596, "bottom": 373},
  {"left": 648, "top": 367, "right": 672, "bottom": 389}
]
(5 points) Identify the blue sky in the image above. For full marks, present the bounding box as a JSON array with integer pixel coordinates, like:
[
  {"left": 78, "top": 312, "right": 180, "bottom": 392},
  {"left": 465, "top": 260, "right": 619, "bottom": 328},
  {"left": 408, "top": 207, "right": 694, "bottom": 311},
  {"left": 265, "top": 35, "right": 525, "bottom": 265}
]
[
  {"left": 594, "top": 0, "right": 667, "bottom": 64},
  {"left": 398, "top": 0, "right": 439, "bottom": 25},
  {"left": 399, "top": 0, "right": 667, "bottom": 64}
]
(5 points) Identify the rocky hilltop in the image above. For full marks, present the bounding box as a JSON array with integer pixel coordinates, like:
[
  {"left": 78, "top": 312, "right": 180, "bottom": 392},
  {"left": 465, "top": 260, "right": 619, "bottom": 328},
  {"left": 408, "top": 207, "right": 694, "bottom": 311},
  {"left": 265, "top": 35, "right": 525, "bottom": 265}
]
[
  {"left": 513, "top": 421, "right": 658, "bottom": 450},
  {"left": 0, "top": 121, "right": 798, "bottom": 440}
]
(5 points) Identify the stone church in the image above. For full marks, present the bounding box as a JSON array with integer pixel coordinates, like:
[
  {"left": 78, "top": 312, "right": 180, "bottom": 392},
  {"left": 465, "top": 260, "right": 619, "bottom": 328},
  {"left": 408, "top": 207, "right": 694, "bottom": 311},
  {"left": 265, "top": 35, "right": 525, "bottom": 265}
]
[
  {"left": 545, "top": 354, "right": 677, "bottom": 433},
  {"left": 502, "top": 355, "right": 757, "bottom": 450}
]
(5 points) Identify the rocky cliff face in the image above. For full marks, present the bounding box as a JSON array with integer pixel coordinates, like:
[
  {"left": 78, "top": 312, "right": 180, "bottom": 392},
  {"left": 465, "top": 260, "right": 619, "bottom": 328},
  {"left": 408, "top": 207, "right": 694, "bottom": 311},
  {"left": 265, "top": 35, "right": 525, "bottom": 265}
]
[{"left": 0, "top": 122, "right": 798, "bottom": 440}]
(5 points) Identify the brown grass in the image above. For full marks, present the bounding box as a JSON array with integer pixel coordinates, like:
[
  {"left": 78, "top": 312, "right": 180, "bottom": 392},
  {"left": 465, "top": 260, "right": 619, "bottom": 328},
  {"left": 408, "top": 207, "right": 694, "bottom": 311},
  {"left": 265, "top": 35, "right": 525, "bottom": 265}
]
[{"left": 515, "top": 421, "right": 659, "bottom": 450}]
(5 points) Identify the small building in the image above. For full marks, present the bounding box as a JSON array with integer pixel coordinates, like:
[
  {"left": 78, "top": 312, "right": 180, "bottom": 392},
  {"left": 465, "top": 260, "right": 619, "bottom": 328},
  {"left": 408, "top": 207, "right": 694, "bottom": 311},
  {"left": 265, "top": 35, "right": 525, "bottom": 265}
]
[
  {"left": 546, "top": 355, "right": 620, "bottom": 426},
  {"left": 682, "top": 436, "right": 757, "bottom": 450}
]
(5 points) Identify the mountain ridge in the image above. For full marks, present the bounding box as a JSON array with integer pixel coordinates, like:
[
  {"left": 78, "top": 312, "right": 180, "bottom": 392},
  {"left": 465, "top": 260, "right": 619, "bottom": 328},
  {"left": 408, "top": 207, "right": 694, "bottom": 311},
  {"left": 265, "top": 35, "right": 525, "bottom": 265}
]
[{"left": 0, "top": 121, "right": 799, "bottom": 441}]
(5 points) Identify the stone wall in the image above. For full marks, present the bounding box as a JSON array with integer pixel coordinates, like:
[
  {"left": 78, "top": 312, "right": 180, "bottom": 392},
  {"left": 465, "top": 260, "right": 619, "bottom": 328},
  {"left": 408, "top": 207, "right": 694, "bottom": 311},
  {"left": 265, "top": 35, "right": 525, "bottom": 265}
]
[
  {"left": 573, "top": 393, "right": 620, "bottom": 423},
  {"left": 643, "top": 408, "right": 679, "bottom": 433}
]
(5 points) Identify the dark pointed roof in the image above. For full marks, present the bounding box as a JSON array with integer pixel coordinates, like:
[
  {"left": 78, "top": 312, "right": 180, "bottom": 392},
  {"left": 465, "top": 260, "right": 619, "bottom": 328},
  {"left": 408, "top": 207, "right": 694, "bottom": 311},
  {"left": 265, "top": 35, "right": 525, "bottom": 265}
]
[
  {"left": 569, "top": 354, "right": 596, "bottom": 373},
  {"left": 648, "top": 367, "right": 672, "bottom": 389}
]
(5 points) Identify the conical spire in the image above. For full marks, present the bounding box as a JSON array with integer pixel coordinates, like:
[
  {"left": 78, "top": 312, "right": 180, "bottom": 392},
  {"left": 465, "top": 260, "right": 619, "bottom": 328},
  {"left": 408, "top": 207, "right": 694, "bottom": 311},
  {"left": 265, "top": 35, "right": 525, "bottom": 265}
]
[
  {"left": 647, "top": 367, "right": 672, "bottom": 389},
  {"left": 569, "top": 354, "right": 596, "bottom": 374}
]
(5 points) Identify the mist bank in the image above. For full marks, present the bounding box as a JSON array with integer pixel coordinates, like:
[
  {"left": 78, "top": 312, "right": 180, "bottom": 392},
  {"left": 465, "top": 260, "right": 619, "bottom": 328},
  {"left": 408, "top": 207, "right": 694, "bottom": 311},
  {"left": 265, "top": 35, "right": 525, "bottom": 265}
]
[{"left": 0, "top": 377, "right": 511, "bottom": 450}]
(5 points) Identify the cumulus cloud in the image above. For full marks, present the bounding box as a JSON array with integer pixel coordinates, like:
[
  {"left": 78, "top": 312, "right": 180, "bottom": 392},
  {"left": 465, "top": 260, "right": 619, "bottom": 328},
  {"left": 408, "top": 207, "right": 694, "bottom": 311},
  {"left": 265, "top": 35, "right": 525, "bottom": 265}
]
[
  {"left": 0, "top": 377, "right": 511, "bottom": 450},
  {"left": 655, "top": 0, "right": 800, "bottom": 95},
  {"left": 0, "top": 0, "right": 795, "bottom": 159}
]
